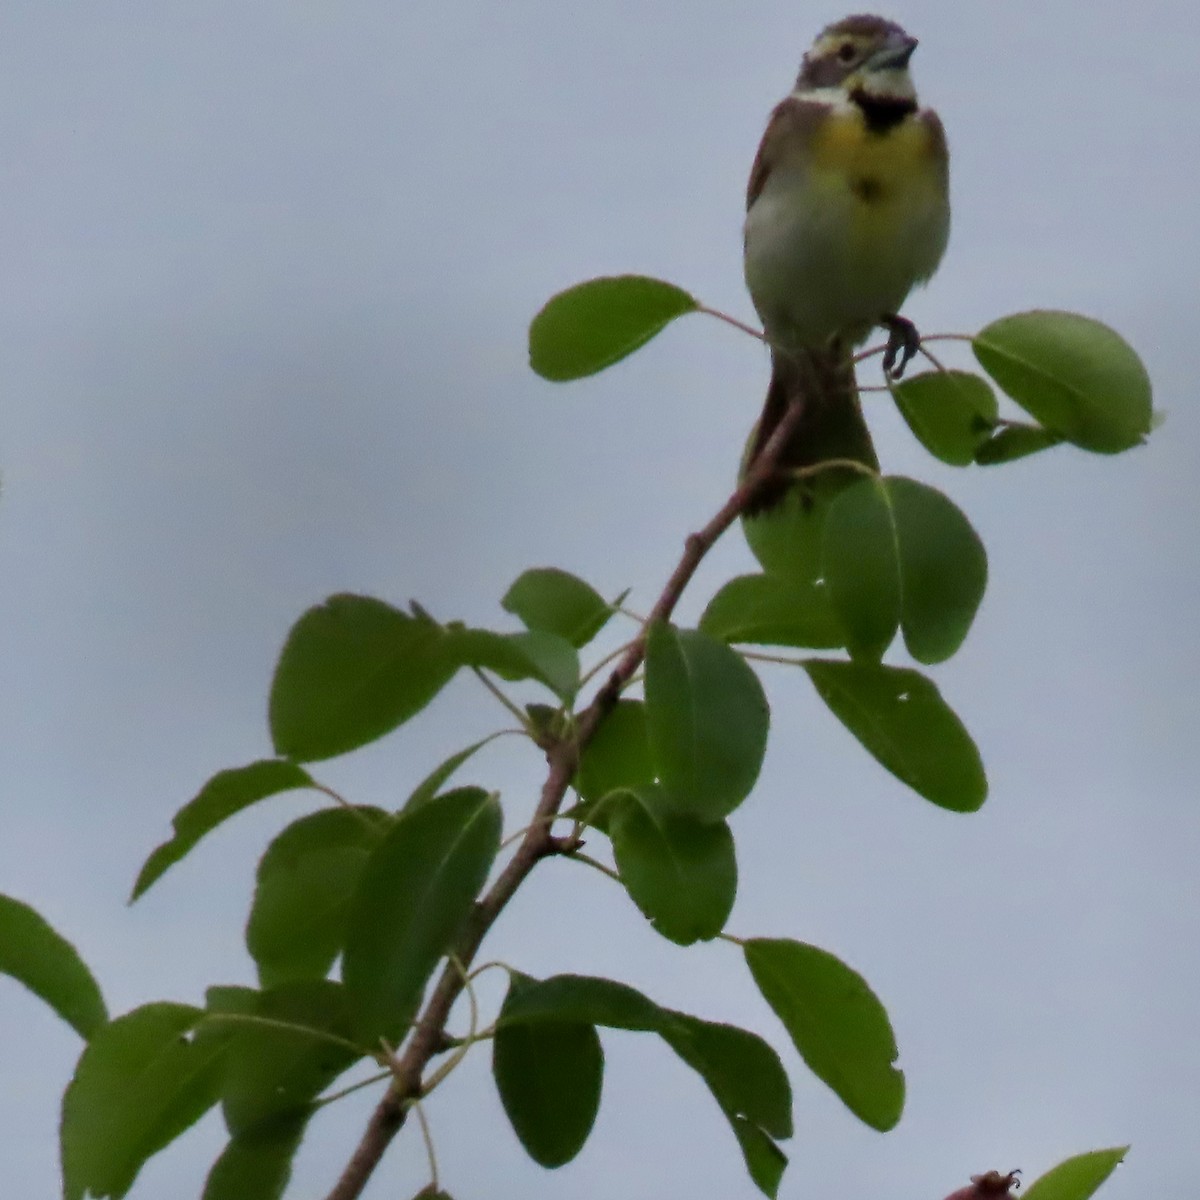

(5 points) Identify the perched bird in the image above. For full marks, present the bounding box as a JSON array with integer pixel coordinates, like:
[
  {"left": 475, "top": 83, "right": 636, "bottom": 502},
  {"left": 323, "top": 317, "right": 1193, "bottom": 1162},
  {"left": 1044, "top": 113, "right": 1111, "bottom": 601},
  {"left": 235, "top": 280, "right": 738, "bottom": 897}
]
[{"left": 742, "top": 13, "right": 950, "bottom": 513}]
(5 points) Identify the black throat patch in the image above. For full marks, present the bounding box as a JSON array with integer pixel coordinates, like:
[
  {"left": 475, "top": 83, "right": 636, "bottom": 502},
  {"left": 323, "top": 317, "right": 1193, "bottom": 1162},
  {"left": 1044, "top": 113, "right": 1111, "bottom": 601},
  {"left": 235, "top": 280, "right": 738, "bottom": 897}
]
[{"left": 850, "top": 89, "right": 918, "bottom": 134}]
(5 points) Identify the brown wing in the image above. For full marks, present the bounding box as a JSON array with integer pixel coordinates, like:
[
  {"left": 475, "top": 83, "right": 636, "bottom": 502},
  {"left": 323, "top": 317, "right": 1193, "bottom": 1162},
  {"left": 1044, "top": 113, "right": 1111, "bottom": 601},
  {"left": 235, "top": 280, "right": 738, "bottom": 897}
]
[{"left": 745, "top": 96, "right": 830, "bottom": 211}]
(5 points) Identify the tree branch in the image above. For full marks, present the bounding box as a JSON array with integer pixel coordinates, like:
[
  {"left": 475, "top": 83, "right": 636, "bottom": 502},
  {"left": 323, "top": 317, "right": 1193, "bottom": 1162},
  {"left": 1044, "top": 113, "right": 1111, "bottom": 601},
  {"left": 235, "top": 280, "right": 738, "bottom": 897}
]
[{"left": 321, "top": 392, "right": 809, "bottom": 1200}]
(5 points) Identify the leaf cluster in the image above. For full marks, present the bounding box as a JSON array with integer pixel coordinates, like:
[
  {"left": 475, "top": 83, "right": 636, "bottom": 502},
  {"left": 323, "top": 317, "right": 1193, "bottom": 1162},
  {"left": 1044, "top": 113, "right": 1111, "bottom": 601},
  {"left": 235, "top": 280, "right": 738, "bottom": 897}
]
[{"left": 0, "top": 275, "right": 1151, "bottom": 1200}]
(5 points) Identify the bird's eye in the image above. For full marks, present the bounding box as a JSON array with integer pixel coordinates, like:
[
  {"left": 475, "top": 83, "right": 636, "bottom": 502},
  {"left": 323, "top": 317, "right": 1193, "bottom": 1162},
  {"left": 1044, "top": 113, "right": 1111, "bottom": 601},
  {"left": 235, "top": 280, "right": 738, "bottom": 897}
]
[{"left": 837, "top": 41, "right": 857, "bottom": 62}]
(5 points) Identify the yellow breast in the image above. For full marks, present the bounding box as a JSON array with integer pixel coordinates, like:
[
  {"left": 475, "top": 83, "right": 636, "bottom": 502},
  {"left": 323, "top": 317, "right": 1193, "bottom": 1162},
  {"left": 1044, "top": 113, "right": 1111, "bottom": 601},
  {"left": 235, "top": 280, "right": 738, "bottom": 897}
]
[
  {"left": 807, "top": 106, "right": 945, "bottom": 258},
  {"left": 743, "top": 98, "right": 950, "bottom": 350},
  {"left": 812, "top": 107, "right": 940, "bottom": 199}
]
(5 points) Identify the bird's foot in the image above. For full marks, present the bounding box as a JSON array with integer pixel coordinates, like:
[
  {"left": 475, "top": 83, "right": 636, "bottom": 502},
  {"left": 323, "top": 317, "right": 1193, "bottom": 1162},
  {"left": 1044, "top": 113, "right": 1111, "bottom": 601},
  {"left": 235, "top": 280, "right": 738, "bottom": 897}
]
[{"left": 880, "top": 314, "right": 921, "bottom": 379}]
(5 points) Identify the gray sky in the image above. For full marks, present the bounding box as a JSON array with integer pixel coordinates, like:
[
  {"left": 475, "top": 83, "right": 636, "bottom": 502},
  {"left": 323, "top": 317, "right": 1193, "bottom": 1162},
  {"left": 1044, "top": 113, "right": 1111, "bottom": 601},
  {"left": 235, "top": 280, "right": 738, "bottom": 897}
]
[{"left": 2, "top": 2, "right": 1197, "bottom": 1197}]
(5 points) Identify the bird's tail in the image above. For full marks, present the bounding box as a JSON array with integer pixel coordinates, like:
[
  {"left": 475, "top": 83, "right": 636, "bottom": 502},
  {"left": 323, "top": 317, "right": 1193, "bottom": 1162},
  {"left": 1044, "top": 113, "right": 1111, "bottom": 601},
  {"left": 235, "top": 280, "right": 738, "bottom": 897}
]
[{"left": 742, "top": 344, "right": 879, "bottom": 516}]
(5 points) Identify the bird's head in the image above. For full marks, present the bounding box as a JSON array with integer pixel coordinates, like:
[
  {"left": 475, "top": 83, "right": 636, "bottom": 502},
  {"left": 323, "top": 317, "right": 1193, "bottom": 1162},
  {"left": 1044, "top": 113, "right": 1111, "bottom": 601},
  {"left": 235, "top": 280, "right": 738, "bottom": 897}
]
[{"left": 795, "top": 14, "right": 919, "bottom": 103}]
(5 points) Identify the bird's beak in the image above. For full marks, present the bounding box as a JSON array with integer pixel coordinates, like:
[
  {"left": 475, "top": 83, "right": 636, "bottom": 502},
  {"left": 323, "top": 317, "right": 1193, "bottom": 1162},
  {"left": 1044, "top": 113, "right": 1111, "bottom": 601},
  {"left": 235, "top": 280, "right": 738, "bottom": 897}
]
[{"left": 869, "top": 33, "right": 918, "bottom": 71}]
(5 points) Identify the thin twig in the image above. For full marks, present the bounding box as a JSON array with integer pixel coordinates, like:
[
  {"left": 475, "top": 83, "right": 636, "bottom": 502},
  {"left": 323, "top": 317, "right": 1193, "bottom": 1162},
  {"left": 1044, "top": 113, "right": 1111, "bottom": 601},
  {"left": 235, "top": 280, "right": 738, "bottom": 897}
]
[
  {"left": 918, "top": 332, "right": 974, "bottom": 345},
  {"left": 452, "top": 956, "right": 477, "bottom": 1049},
  {"left": 321, "top": 390, "right": 813, "bottom": 1200},
  {"left": 498, "top": 811, "right": 559, "bottom": 851},
  {"left": 451, "top": 957, "right": 477, "bottom": 1037},
  {"left": 310, "top": 785, "right": 387, "bottom": 833},
  {"left": 201, "top": 1012, "right": 363, "bottom": 1056},
  {"left": 314, "top": 1069, "right": 395, "bottom": 1110},
  {"left": 569, "top": 851, "right": 623, "bottom": 885},
  {"left": 466, "top": 960, "right": 512, "bottom": 985},
  {"left": 739, "top": 649, "right": 809, "bottom": 668},
  {"left": 471, "top": 667, "right": 530, "bottom": 728},
  {"left": 853, "top": 342, "right": 886, "bottom": 365},
  {"left": 695, "top": 304, "right": 767, "bottom": 343},
  {"left": 419, "top": 957, "right": 480, "bottom": 1096},
  {"left": 790, "top": 457, "right": 877, "bottom": 483},
  {"left": 577, "top": 639, "right": 637, "bottom": 689},
  {"left": 311, "top": 782, "right": 355, "bottom": 809},
  {"left": 856, "top": 329, "right": 970, "bottom": 375},
  {"left": 917, "top": 343, "right": 950, "bottom": 373},
  {"left": 413, "top": 1101, "right": 440, "bottom": 1192},
  {"left": 613, "top": 603, "right": 649, "bottom": 625}
]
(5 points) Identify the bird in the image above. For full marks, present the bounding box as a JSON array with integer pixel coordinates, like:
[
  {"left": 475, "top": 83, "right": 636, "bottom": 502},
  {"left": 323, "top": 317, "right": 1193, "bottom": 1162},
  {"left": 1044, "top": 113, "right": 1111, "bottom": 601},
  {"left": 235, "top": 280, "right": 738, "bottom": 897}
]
[{"left": 741, "top": 13, "right": 950, "bottom": 514}]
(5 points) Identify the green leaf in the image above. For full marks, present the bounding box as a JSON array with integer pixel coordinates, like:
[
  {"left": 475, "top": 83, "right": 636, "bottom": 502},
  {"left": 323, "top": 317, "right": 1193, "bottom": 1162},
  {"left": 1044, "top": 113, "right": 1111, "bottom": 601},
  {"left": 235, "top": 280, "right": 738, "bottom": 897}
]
[
  {"left": 728, "top": 1117, "right": 788, "bottom": 1198},
  {"left": 61, "top": 1003, "right": 229, "bottom": 1200},
  {"left": 0, "top": 894, "right": 106, "bottom": 1039},
  {"left": 661, "top": 1014, "right": 793, "bottom": 1196},
  {"left": 887, "top": 478, "right": 987, "bottom": 664},
  {"left": 269, "top": 596, "right": 455, "bottom": 762},
  {"left": 745, "top": 938, "right": 903, "bottom": 1131},
  {"left": 891, "top": 370, "right": 998, "bottom": 465},
  {"left": 973, "top": 311, "right": 1152, "bottom": 452},
  {"left": 132, "top": 760, "right": 314, "bottom": 901},
  {"left": 700, "top": 572, "right": 841, "bottom": 650},
  {"left": 400, "top": 736, "right": 502, "bottom": 814},
  {"left": 740, "top": 477, "right": 839, "bottom": 585},
  {"left": 500, "top": 974, "right": 663, "bottom": 1031},
  {"left": 974, "top": 422, "right": 1065, "bottom": 465},
  {"left": 529, "top": 275, "right": 698, "bottom": 381},
  {"left": 206, "top": 981, "right": 362, "bottom": 1135},
  {"left": 821, "top": 477, "right": 987, "bottom": 664},
  {"left": 802, "top": 659, "right": 987, "bottom": 812},
  {"left": 493, "top": 974, "right": 604, "bottom": 1168},
  {"left": 500, "top": 978, "right": 790, "bottom": 1124},
  {"left": 502, "top": 568, "right": 613, "bottom": 647},
  {"left": 1021, "top": 1148, "right": 1130, "bottom": 1200},
  {"left": 658, "top": 1012, "right": 792, "bottom": 1140},
  {"left": 644, "top": 623, "right": 769, "bottom": 820},
  {"left": 446, "top": 626, "right": 580, "bottom": 704},
  {"left": 498, "top": 974, "right": 791, "bottom": 1196},
  {"left": 609, "top": 787, "right": 736, "bottom": 945},
  {"left": 822, "top": 476, "right": 901, "bottom": 662},
  {"left": 245, "top": 808, "right": 389, "bottom": 987},
  {"left": 524, "top": 703, "right": 572, "bottom": 744},
  {"left": 202, "top": 1115, "right": 308, "bottom": 1200},
  {"left": 574, "top": 700, "right": 656, "bottom": 811},
  {"left": 342, "top": 788, "right": 501, "bottom": 1042}
]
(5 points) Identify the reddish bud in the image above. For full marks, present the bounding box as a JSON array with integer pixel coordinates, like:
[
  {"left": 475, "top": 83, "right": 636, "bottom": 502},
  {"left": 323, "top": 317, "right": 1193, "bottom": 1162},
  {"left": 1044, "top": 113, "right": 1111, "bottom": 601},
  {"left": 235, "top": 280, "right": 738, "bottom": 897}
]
[{"left": 943, "top": 1170, "right": 1022, "bottom": 1200}]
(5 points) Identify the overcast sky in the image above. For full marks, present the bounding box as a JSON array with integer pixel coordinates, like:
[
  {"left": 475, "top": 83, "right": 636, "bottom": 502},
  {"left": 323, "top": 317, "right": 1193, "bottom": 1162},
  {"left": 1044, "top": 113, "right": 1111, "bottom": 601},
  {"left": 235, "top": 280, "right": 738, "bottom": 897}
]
[{"left": 2, "top": 2, "right": 1198, "bottom": 1197}]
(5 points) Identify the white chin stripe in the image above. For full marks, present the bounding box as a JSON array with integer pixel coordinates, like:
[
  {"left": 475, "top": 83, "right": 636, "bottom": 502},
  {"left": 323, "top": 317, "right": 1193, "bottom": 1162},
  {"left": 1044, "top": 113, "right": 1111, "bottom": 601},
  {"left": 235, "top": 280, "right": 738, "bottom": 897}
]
[
  {"left": 790, "top": 85, "right": 856, "bottom": 111},
  {"left": 857, "top": 67, "right": 916, "bottom": 101},
  {"left": 794, "top": 70, "right": 917, "bottom": 106}
]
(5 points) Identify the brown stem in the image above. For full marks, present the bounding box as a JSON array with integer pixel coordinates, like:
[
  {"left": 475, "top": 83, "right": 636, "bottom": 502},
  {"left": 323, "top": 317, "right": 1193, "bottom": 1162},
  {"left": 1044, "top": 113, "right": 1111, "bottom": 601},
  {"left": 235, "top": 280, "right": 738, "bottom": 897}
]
[{"left": 321, "top": 392, "right": 808, "bottom": 1200}]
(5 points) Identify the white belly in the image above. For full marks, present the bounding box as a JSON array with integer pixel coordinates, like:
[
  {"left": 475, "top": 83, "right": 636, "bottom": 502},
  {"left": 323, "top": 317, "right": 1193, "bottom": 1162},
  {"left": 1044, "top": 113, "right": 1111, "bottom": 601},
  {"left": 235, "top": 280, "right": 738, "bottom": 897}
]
[{"left": 744, "top": 160, "right": 949, "bottom": 351}]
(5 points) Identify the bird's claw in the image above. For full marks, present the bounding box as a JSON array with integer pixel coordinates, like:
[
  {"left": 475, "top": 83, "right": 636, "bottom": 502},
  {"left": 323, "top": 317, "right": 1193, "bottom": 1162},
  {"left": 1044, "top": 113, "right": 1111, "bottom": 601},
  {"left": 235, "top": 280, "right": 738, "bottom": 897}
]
[{"left": 880, "top": 314, "right": 921, "bottom": 379}]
